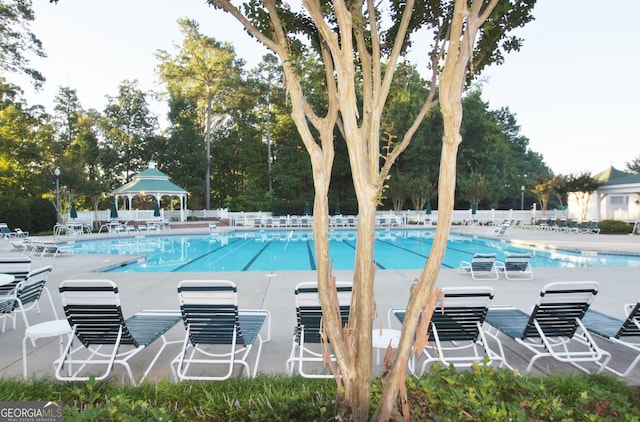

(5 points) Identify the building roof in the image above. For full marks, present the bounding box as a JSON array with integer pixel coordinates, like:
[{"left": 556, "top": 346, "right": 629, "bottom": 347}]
[
  {"left": 602, "top": 172, "right": 640, "bottom": 186},
  {"left": 594, "top": 166, "right": 631, "bottom": 184},
  {"left": 112, "top": 161, "right": 188, "bottom": 196}
]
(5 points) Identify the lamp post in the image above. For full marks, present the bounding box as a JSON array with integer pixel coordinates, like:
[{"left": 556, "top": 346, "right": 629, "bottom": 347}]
[
  {"left": 520, "top": 185, "right": 525, "bottom": 211},
  {"left": 55, "top": 167, "right": 61, "bottom": 223}
]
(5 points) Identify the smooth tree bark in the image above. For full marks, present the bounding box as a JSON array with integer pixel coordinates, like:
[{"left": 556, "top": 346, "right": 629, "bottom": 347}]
[{"left": 373, "top": 1, "right": 501, "bottom": 419}]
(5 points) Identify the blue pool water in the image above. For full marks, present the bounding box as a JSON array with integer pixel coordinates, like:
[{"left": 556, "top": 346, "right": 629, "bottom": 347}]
[{"left": 63, "top": 229, "right": 640, "bottom": 273}]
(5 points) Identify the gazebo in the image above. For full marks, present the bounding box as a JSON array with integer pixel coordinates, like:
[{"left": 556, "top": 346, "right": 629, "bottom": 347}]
[{"left": 112, "top": 161, "right": 189, "bottom": 222}]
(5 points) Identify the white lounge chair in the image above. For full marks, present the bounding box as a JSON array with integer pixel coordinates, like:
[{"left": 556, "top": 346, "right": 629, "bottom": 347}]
[
  {"left": 286, "top": 281, "right": 352, "bottom": 378},
  {"left": 0, "top": 223, "right": 18, "bottom": 238},
  {"left": 496, "top": 254, "right": 534, "bottom": 280},
  {"left": 389, "top": 286, "right": 508, "bottom": 375},
  {"left": 171, "top": 280, "right": 271, "bottom": 380},
  {"left": 485, "top": 281, "right": 611, "bottom": 374},
  {"left": 487, "top": 224, "right": 509, "bottom": 236},
  {"left": 458, "top": 253, "right": 499, "bottom": 280},
  {"left": 583, "top": 302, "right": 640, "bottom": 377},
  {"left": 55, "top": 280, "right": 182, "bottom": 384},
  {"left": 10, "top": 266, "right": 56, "bottom": 332}
]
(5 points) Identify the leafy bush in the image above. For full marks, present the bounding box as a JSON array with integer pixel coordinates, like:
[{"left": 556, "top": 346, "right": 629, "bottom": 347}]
[
  {"left": 28, "top": 197, "right": 57, "bottom": 233},
  {"left": 1, "top": 368, "right": 638, "bottom": 420},
  {"left": 598, "top": 219, "right": 633, "bottom": 234},
  {"left": 0, "top": 195, "right": 56, "bottom": 234},
  {"left": 0, "top": 195, "right": 31, "bottom": 231},
  {"left": 388, "top": 364, "right": 640, "bottom": 420}
]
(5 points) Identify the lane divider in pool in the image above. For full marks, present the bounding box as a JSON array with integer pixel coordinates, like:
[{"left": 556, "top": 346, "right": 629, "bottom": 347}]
[
  {"left": 375, "top": 237, "right": 483, "bottom": 269},
  {"left": 243, "top": 241, "right": 274, "bottom": 271},
  {"left": 172, "top": 237, "right": 250, "bottom": 272},
  {"left": 338, "top": 239, "right": 386, "bottom": 269},
  {"left": 306, "top": 239, "right": 316, "bottom": 270}
]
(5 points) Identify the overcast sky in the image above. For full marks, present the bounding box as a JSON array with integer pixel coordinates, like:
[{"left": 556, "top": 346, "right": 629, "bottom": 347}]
[{"left": 22, "top": 0, "right": 640, "bottom": 176}]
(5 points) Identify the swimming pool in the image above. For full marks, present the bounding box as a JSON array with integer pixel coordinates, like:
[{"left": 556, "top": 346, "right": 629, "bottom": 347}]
[{"left": 64, "top": 229, "right": 640, "bottom": 273}]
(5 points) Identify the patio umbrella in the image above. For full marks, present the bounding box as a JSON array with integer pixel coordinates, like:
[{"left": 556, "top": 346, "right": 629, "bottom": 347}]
[
  {"left": 70, "top": 202, "right": 78, "bottom": 219},
  {"left": 154, "top": 200, "right": 161, "bottom": 217},
  {"left": 303, "top": 201, "right": 311, "bottom": 215},
  {"left": 110, "top": 200, "right": 119, "bottom": 220},
  {"left": 335, "top": 201, "right": 341, "bottom": 215},
  {"left": 471, "top": 202, "right": 477, "bottom": 215},
  {"left": 425, "top": 200, "right": 432, "bottom": 215}
]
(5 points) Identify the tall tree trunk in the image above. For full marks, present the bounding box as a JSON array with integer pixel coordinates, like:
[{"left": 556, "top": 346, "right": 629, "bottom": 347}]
[
  {"left": 374, "top": 1, "right": 491, "bottom": 419},
  {"left": 374, "top": 134, "right": 460, "bottom": 421},
  {"left": 343, "top": 199, "right": 377, "bottom": 418}
]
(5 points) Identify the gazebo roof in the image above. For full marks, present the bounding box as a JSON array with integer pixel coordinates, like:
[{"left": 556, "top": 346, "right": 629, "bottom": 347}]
[{"left": 112, "top": 161, "right": 188, "bottom": 196}]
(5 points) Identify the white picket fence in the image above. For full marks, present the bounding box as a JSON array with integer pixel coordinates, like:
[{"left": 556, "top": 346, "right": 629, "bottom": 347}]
[{"left": 65, "top": 207, "right": 556, "bottom": 229}]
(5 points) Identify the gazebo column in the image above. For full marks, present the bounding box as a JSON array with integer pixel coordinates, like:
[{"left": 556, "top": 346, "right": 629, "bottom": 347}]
[{"left": 596, "top": 191, "right": 605, "bottom": 221}]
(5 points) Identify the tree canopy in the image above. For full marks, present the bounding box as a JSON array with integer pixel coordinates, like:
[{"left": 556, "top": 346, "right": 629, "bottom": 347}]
[{"left": 0, "top": 0, "right": 46, "bottom": 89}]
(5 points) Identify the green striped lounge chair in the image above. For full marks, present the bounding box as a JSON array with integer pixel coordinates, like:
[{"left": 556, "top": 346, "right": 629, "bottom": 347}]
[
  {"left": 389, "top": 286, "right": 508, "bottom": 375},
  {"left": 583, "top": 302, "right": 640, "bottom": 377},
  {"left": 496, "top": 254, "right": 533, "bottom": 280},
  {"left": 458, "top": 253, "right": 499, "bottom": 280},
  {"left": 171, "top": 280, "right": 271, "bottom": 381},
  {"left": 286, "top": 281, "right": 352, "bottom": 378},
  {"left": 10, "top": 266, "right": 56, "bottom": 334},
  {"left": 0, "top": 223, "right": 17, "bottom": 238},
  {"left": 485, "top": 281, "right": 611, "bottom": 374},
  {"left": 0, "top": 257, "right": 34, "bottom": 331},
  {"left": 55, "top": 279, "right": 181, "bottom": 384}
]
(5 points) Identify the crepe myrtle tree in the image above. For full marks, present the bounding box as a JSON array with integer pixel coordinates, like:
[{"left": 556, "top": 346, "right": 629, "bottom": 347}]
[
  {"left": 565, "top": 172, "right": 603, "bottom": 222},
  {"left": 208, "top": 1, "right": 535, "bottom": 420},
  {"left": 531, "top": 175, "right": 555, "bottom": 216}
]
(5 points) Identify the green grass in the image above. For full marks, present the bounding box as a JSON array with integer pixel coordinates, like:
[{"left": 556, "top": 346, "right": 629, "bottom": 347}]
[{"left": 2, "top": 365, "right": 639, "bottom": 420}]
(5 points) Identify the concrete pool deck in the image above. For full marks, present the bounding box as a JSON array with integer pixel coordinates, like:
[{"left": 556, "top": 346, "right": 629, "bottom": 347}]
[{"left": 1, "top": 224, "right": 639, "bottom": 384}]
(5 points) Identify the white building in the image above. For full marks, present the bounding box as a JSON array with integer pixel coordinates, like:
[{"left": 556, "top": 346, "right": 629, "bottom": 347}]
[{"left": 567, "top": 166, "right": 640, "bottom": 222}]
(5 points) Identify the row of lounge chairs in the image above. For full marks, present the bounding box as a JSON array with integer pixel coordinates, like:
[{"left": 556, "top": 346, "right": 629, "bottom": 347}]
[
  {"left": 53, "top": 222, "right": 92, "bottom": 237},
  {"left": 248, "top": 215, "right": 407, "bottom": 228},
  {"left": 53, "top": 279, "right": 270, "bottom": 384},
  {"left": 97, "top": 220, "right": 171, "bottom": 234},
  {"left": 0, "top": 257, "right": 640, "bottom": 383},
  {"left": 459, "top": 253, "right": 534, "bottom": 280},
  {"left": 5, "top": 237, "right": 72, "bottom": 258},
  {"left": 536, "top": 219, "right": 601, "bottom": 234},
  {"left": 389, "top": 281, "right": 639, "bottom": 377},
  {"left": 0, "top": 223, "right": 28, "bottom": 239},
  {"left": 3, "top": 257, "right": 637, "bottom": 382},
  {"left": 251, "top": 215, "right": 313, "bottom": 228}
]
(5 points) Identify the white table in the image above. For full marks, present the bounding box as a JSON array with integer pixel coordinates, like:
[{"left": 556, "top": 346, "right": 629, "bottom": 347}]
[
  {"left": 0, "top": 273, "right": 16, "bottom": 298},
  {"left": 0, "top": 273, "right": 15, "bottom": 286},
  {"left": 23, "top": 319, "right": 72, "bottom": 379}
]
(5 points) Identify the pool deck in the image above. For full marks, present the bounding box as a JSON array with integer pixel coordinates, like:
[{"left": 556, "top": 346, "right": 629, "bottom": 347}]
[{"left": 1, "top": 223, "right": 639, "bottom": 384}]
